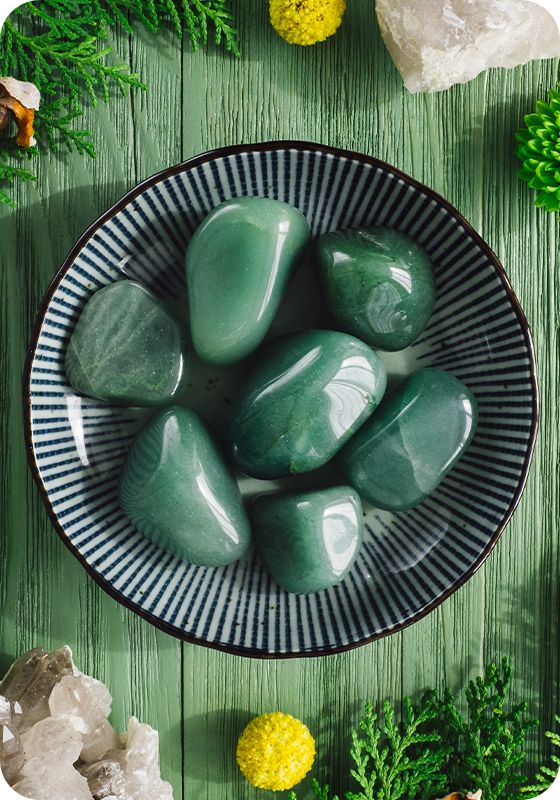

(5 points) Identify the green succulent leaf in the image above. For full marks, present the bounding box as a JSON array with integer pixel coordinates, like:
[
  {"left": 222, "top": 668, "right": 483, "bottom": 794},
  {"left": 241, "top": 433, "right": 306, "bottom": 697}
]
[
  {"left": 524, "top": 113, "right": 545, "bottom": 127},
  {"left": 535, "top": 100, "right": 553, "bottom": 117},
  {"left": 516, "top": 84, "right": 560, "bottom": 212}
]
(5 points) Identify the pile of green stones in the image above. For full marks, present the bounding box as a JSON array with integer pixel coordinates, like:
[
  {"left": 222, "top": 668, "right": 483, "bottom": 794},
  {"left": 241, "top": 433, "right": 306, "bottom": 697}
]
[{"left": 65, "top": 197, "right": 478, "bottom": 595}]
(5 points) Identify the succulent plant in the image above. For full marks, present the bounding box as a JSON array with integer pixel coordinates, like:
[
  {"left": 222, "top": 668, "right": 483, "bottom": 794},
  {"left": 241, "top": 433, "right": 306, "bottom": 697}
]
[{"left": 516, "top": 87, "right": 560, "bottom": 212}]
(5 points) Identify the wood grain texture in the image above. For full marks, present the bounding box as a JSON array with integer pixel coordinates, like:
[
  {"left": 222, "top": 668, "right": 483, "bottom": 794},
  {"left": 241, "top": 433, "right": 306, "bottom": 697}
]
[{"left": 1, "top": 3, "right": 559, "bottom": 799}]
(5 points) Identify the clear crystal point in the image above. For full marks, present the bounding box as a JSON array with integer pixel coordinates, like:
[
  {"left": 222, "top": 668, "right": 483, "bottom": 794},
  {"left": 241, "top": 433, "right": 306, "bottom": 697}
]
[
  {"left": 0, "top": 721, "right": 25, "bottom": 784},
  {"left": 21, "top": 716, "right": 82, "bottom": 764},
  {"left": 12, "top": 757, "right": 93, "bottom": 800},
  {"left": 49, "top": 675, "right": 113, "bottom": 728},
  {"left": 0, "top": 647, "right": 75, "bottom": 733},
  {"left": 0, "top": 648, "right": 173, "bottom": 798},
  {"left": 78, "top": 752, "right": 128, "bottom": 799}
]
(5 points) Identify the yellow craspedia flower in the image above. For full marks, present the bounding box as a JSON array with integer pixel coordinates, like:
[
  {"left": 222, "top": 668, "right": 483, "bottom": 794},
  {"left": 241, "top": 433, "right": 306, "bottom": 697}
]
[
  {"left": 236, "top": 711, "right": 316, "bottom": 791},
  {"left": 269, "top": 0, "right": 346, "bottom": 46}
]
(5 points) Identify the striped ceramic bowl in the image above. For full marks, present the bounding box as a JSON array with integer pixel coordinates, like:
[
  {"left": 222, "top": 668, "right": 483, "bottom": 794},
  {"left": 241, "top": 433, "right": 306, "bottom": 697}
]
[{"left": 24, "top": 142, "right": 538, "bottom": 657}]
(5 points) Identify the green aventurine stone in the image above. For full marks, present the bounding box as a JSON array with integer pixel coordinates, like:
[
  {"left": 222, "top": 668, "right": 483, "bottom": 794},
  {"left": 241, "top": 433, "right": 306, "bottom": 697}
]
[
  {"left": 185, "top": 196, "right": 310, "bottom": 365},
  {"left": 119, "top": 407, "right": 250, "bottom": 567},
  {"left": 65, "top": 280, "right": 185, "bottom": 406},
  {"left": 251, "top": 487, "right": 364, "bottom": 594},
  {"left": 227, "top": 330, "right": 387, "bottom": 479},
  {"left": 316, "top": 227, "right": 436, "bottom": 351},
  {"left": 338, "top": 368, "right": 478, "bottom": 511}
]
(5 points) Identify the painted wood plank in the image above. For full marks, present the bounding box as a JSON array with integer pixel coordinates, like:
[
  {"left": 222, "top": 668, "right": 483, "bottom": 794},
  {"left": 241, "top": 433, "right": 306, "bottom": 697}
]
[
  {"left": 179, "top": 3, "right": 560, "bottom": 795},
  {"left": 0, "top": 22, "right": 184, "bottom": 797},
  {"left": 0, "top": 3, "right": 558, "bottom": 799}
]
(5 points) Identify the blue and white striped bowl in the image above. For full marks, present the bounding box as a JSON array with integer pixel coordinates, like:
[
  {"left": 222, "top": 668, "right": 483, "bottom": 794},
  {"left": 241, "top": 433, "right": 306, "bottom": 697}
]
[{"left": 24, "top": 142, "right": 538, "bottom": 657}]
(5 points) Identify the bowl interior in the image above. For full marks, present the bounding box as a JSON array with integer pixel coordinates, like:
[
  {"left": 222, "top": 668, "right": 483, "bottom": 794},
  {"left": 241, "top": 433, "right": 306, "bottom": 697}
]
[{"left": 26, "top": 144, "right": 537, "bottom": 656}]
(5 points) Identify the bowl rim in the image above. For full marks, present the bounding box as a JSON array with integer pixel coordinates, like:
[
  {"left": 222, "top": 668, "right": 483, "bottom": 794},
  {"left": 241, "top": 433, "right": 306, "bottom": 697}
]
[{"left": 22, "top": 139, "right": 539, "bottom": 659}]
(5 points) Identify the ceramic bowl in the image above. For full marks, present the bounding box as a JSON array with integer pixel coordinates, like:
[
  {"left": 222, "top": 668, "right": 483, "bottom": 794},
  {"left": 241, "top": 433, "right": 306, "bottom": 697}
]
[{"left": 24, "top": 142, "right": 538, "bottom": 657}]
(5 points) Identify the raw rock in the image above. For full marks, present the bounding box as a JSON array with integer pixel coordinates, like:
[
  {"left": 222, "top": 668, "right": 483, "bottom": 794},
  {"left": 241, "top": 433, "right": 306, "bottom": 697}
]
[
  {"left": 124, "top": 718, "right": 161, "bottom": 792},
  {"left": 0, "top": 721, "right": 24, "bottom": 784},
  {"left": 0, "top": 696, "right": 10, "bottom": 725},
  {"left": 0, "top": 647, "right": 74, "bottom": 732},
  {"left": 0, "top": 696, "right": 24, "bottom": 729},
  {"left": 50, "top": 675, "right": 112, "bottom": 724},
  {"left": 12, "top": 757, "right": 92, "bottom": 800},
  {"left": 20, "top": 716, "right": 82, "bottom": 764},
  {"left": 0, "top": 648, "right": 173, "bottom": 798},
  {"left": 80, "top": 719, "right": 121, "bottom": 764},
  {"left": 376, "top": 0, "right": 560, "bottom": 92},
  {"left": 78, "top": 752, "right": 128, "bottom": 799},
  {"left": 49, "top": 674, "right": 120, "bottom": 762},
  {"left": 123, "top": 718, "right": 173, "bottom": 800},
  {"left": 78, "top": 720, "right": 173, "bottom": 800}
]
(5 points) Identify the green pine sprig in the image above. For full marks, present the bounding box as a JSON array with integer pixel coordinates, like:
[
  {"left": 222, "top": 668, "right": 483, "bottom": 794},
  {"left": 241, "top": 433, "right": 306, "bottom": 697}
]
[
  {"left": 290, "top": 779, "right": 340, "bottom": 800},
  {"left": 0, "top": 159, "right": 37, "bottom": 207},
  {"left": 0, "top": 0, "right": 238, "bottom": 207},
  {"left": 36, "top": 99, "right": 96, "bottom": 155},
  {"left": 523, "top": 717, "right": 560, "bottom": 796},
  {"left": 346, "top": 697, "right": 450, "bottom": 800},
  {"left": 0, "top": 139, "right": 37, "bottom": 207},
  {"left": 288, "top": 660, "right": 542, "bottom": 800},
  {"left": 288, "top": 695, "right": 450, "bottom": 800},
  {"left": 438, "top": 658, "right": 538, "bottom": 800}
]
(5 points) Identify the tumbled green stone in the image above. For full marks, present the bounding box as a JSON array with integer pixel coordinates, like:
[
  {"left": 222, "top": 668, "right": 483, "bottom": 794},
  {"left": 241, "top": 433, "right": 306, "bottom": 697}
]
[
  {"left": 315, "top": 227, "right": 436, "bottom": 351},
  {"left": 338, "top": 368, "right": 478, "bottom": 511},
  {"left": 251, "top": 487, "right": 364, "bottom": 594},
  {"left": 227, "top": 330, "right": 387, "bottom": 479},
  {"left": 65, "top": 280, "right": 185, "bottom": 406},
  {"left": 119, "top": 406, "right": 250, "bottom": 567},
  {"left": 185, "top": 196, "right": 310, "bottom": 365}
]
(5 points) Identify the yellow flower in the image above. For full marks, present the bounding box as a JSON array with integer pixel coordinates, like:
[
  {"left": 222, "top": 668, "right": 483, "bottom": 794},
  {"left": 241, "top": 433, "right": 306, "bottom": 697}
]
[
  {"left": 269, "top": 0, "right": 346, "bottom": 46},
  {"left": 236, "top": 711, "right": 316, "bottom": 791}
]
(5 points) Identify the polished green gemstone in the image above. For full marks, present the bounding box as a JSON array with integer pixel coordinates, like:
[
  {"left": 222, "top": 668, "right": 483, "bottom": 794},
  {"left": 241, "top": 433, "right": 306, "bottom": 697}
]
[
  {"left": 185, "top": 196, "right": 310, "bottom": 365},
  {"left": 251, "top": 487, "right": 363, "bottom": 594},
  {"left": 315, "top": 227, "right": 436, "bottom": 351},
  {"left": 227, "top": 330, "right": 387, "bottom": 479},
  {"left": 119, "top": 406, "right": 250, "bottom": 567},
  {"left": 338, "top": 368, "right": 478, "bottom": 511},
  {"left": 65, "top": 280, "right": 185, "bottom": 406}
]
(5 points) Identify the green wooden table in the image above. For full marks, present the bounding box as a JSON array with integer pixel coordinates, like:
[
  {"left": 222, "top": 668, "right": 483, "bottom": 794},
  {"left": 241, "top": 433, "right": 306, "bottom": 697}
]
[{"left": 1, "top": 3, "right": 559, "bottom": 797}]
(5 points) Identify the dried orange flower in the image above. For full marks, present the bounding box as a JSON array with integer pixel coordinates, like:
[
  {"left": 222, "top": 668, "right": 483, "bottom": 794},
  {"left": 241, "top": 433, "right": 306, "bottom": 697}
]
[{"left": 0, "top": 77, "right": 41, "bottom": 147}]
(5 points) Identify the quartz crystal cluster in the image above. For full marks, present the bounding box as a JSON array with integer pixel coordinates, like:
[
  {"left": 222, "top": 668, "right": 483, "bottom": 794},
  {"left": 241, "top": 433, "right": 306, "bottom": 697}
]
[
  {"left": 376, "top": 0, "right": 560, "bottom": 92},
  {"left": 0, "top": 647, "right": 172, "bottom": 800}
]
